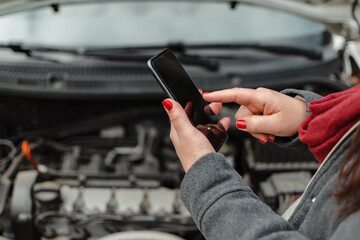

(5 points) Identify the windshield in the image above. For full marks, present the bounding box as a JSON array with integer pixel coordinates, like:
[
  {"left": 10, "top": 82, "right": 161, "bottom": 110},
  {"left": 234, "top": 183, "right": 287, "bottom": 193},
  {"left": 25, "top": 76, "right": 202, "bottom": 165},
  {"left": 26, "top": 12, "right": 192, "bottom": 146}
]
[{"left": 0, "top": 1, "right": 326, "bottom": 47}]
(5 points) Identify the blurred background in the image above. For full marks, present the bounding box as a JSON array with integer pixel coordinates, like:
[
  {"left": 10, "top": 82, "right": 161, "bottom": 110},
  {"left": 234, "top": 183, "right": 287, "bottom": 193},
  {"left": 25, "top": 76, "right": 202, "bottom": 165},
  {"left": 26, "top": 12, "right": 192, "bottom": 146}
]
[
  {"left": 0, "top": 2, "right": 325, "bottom": 46},
  {"left": 0, "top": 1, "right": 358, "bottom": 240}
]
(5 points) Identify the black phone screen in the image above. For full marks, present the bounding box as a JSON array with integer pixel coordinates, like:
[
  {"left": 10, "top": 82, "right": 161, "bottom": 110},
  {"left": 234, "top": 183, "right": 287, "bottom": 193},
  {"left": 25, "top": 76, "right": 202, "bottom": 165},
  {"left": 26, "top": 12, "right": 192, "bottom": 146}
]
[{"left": 148, "top": 49, "right": 228, "bottom": 151}]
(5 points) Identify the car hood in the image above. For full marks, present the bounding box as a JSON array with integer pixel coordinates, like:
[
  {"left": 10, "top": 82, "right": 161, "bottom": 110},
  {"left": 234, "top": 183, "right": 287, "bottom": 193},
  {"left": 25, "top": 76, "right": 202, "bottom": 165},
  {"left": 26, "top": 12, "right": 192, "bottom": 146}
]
[{"left": 0, "top": 0, "right": 359, "bottom": 40}]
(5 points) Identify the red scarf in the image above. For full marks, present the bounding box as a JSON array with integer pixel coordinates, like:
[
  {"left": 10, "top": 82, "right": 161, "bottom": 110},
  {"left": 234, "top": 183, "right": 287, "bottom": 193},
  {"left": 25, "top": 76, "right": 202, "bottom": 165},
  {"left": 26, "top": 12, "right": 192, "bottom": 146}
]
[{"left": 298, "top": 84, "right": 360, "bottom": 163}]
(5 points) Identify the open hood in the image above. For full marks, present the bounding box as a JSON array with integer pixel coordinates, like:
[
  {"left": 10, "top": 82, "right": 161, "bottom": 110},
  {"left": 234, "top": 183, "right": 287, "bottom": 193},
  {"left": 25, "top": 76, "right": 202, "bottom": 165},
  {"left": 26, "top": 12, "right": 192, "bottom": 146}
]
[
  {"left": 0, "top": 0, "right": 359, "bottom": 40},
  {"left": 238, "top": 0, "right": 360, "bottom": 41}
]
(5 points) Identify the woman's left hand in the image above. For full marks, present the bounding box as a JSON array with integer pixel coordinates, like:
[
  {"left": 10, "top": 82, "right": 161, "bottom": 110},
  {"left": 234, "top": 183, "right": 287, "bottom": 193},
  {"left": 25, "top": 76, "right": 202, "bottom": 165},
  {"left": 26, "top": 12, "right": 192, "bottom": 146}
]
[{"left": 162, "top": 99, "right": 230, "bottom": 172}]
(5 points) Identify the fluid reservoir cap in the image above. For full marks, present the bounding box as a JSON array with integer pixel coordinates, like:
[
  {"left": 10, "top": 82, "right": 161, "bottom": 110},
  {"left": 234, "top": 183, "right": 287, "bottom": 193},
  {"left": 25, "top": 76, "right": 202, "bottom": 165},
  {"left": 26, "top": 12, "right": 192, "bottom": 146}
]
[{"left": 33, "top": 181, "right": 61, "bottom": 204}]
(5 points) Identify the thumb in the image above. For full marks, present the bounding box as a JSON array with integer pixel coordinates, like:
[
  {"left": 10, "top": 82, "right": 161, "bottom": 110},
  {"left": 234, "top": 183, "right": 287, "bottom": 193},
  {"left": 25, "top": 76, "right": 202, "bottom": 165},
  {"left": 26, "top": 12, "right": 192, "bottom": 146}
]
[
  {"left": 237, "top": 114, "right": 280, "bottom": 135},
  {"left": 162, "top": 99, "right": 195, "bottom": 137}
]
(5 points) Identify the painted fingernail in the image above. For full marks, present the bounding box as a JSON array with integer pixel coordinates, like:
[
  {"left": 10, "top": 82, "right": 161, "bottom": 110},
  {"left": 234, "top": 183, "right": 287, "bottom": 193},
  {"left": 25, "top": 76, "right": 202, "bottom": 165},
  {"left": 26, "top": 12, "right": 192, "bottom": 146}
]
[
  {"left": 203, "top": 92, "right": 211, "bottom": 95},
  {"left": 162, "top": 100, "right": 173, "bottom": 111},
  {"left": 258, "top": 139, "right": 266, "bottom": 145},
  {"left": 236, "top": 120, "right": 246, "bottom": 129},
  {"left": 198, "top": 88, "right": 202, "bottom": 92},
  {"left": 268, "top": 136, "right": 275, "bottom": 143}
]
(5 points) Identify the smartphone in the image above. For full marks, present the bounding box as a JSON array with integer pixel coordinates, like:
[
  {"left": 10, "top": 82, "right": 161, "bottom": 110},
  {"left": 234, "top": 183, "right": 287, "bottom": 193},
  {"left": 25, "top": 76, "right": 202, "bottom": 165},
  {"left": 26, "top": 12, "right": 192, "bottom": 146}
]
[{"left": 147, "top": 48, "right": 228, "bottom": 151}]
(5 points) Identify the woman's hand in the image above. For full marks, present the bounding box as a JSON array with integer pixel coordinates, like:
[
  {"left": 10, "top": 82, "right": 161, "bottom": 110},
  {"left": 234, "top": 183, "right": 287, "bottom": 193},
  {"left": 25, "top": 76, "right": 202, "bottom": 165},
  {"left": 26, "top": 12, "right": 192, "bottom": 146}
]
[
  {"left": 203, "top": 87, "right": 307, "bottom": 143},
  {"left": 162, "top": 99, "right": 230, "bottom": 172}
]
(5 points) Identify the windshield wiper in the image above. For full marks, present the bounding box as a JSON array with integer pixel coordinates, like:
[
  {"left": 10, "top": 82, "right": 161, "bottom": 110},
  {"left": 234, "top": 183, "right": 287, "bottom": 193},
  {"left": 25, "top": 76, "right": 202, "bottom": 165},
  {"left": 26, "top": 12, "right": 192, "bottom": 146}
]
[
  {"left": 0, "top": 41, "right": 323, "bottom": 70},
  {"left": 85, "top": 42, "right": 323, "bottom": 60},
  {"left": 80, "top": 42, "right": 323, "bottom": 70},
  {"left": 0, "top": 42, "right": 71, "bottom": 63},
  {"left": 0, "top": 42, "right": 220, "bottom": 70},
  {"left": 82, "top": 48, "right": 219, "bottom": 70}
]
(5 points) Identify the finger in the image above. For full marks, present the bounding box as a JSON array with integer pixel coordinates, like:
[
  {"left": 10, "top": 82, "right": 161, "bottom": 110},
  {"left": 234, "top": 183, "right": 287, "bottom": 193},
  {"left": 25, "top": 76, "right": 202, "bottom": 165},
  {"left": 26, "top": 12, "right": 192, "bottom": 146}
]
[
  {"left": 234, "top": 106, "right": 272, "bottom": 144},
  {"left": 219, "top": 117, "right": 231, "bottom": 131},
  {"left": 203, "top": 88, "right": 264, "bottom": 109},
  {"left": 203, "top": 90, "right": 222, "bottom": 115},
  {"left": 250, "top": 132, "right": 269, "bottom": 145},
  {"left": 235, "top": 105, "right": 253, "bottom": 120},
  {"left": 236, "top": 114, "right": 281, "bottom": 135},
  {"left": 198, "top": 88, "right": 203, "bottom": 94},
  {"left": 169, "top": 123, "right": 180, "bottom": 146},
  {"left": 208, "top": 102, "right": 222, "bottom": 115},
  {"left": 184, "top": 102, "right": 195, "bottom": 119},
  {"left": 162, "top": 99, "right": 195, "bottom": 139},
  {"left": 238, "top": 117, "right": 275, "bottom": 145},
  {"left": 268, "top": 134, "right": 275, "bottom": 143}
]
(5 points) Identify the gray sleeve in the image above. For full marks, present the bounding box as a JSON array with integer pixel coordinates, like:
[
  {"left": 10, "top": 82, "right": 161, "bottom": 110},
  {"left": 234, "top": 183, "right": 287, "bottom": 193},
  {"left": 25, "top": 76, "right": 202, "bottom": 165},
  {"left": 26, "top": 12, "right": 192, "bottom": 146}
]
[
  {"left": 330, "top": 212, "right": 360, "bottom": 240},
  {"left": 181, "top": 152, "right": 309, "bottom": 240},
  {"left": 181, "top": 152, "right": 360, "bottom": 240},
  {"left": 275, "top": 89, "right": 323, "bottom": 153}
]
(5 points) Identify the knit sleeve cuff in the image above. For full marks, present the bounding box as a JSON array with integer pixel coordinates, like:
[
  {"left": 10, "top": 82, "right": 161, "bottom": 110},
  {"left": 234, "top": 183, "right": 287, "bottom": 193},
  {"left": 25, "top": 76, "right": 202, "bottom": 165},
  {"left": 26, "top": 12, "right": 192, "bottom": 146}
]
[{"left": 275, "top": 89, "right": 323, "bottom": 150}]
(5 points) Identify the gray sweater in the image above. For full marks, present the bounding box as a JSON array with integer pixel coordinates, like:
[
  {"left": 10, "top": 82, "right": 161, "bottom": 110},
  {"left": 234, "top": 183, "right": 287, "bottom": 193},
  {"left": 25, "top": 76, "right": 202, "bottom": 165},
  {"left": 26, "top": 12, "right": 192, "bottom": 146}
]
[{"left": 180, "top": 90, "right": 360, "bottom": 240}]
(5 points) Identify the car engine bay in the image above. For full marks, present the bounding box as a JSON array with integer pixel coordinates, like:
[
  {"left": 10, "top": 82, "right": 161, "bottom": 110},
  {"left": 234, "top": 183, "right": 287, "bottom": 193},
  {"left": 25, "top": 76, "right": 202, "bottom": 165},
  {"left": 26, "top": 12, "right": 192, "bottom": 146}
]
[
  {"left": 1, "top": 1, "right": 359, "bottom": 237},
  {"left": 0, "top": 53, "right": 351, "bottom": 240}
]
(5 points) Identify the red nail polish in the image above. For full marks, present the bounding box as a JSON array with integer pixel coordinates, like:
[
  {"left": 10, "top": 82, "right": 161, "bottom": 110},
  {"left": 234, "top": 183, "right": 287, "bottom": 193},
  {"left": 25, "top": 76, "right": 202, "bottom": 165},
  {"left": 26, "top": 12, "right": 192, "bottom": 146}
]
[
  {"left": 236, "top": 120, "right": 246, "bottom": 129},
  {"left": 269, "top": 137, "right": 275, "bottom": 143},
  {"left": 162, "top": 100, "right": 173, "bottom": 111},
  {"left": 203, "top": 92, "right": 211, "bottom": 95},
  {"left": 198, "top": 88, "right": 202, "bottom": 92},
  {"left": 258, "top": 139, "right": 266, "bottom": 145}
]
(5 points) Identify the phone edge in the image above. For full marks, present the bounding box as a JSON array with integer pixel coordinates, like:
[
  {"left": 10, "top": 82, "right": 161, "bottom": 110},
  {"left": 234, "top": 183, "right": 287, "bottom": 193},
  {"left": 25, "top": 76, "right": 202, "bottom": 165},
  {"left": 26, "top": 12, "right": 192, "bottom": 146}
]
[{"left": 147, "top": 50, "right": 177, "bottom": 101}]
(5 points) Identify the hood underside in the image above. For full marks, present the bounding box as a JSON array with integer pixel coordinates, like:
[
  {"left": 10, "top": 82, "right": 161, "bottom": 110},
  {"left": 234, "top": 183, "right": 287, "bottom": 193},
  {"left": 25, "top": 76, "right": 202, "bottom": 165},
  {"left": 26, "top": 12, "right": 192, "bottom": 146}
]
[{"left": 0, "top": 0, "right": 359, "bottom": 40}]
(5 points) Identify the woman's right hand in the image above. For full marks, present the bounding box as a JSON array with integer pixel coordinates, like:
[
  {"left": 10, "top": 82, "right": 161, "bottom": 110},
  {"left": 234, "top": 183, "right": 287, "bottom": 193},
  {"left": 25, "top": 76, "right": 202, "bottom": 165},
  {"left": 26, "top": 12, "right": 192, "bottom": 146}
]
[{"left": 204, "top": 87, "right": 307, "bottom": 144}]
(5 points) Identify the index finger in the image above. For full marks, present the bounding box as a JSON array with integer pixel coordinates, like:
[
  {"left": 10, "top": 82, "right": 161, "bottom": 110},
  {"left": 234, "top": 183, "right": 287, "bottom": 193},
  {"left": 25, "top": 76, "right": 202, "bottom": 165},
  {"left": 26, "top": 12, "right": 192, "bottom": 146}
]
[{"left": 203, "top": 88, "right": 262, "bottom": 107}]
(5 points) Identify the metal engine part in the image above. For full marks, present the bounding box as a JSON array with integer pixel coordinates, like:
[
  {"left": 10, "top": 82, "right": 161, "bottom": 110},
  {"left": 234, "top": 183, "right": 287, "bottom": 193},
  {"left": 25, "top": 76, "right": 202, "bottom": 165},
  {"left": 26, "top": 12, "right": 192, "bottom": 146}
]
[{"left": 99, "top": 231, "right": 185, "bottom": 240}]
